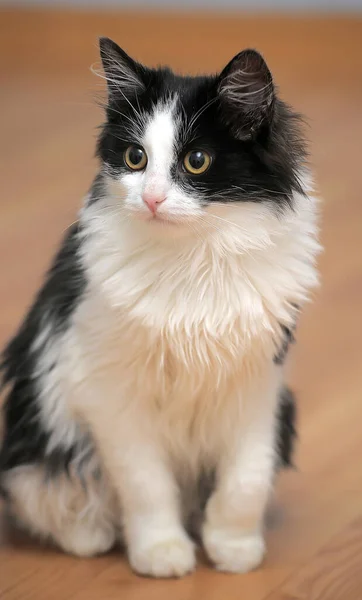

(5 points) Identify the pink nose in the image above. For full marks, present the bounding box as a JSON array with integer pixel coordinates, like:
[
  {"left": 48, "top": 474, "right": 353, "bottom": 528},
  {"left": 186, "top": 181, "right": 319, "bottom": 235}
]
[{"left": 142, "top": 192, "right": 166, "bottom": 214}]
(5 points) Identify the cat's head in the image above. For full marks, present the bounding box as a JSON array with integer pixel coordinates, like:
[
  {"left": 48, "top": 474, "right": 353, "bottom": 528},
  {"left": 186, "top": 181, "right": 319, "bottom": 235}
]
[{"left": 96, "top": 37, "right": 305, "bottom": 236}]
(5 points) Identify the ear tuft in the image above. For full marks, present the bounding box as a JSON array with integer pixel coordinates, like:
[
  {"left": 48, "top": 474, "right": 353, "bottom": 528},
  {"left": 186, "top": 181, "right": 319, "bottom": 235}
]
[
  {"left": 98, "top": 37, "right": 145, "bottom": 97},
  {"left": 218, "top": 49, "right": 274, "bottom": 139}
]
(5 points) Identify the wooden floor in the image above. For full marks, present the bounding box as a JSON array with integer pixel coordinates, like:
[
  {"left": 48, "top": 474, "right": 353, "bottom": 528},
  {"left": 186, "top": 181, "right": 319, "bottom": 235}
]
[{"left": 0, "top": 8, "right": 362, "bottom": 600}]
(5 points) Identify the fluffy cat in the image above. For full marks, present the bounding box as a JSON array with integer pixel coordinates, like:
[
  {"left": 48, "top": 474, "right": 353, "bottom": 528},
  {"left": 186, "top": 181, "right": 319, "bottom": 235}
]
[{"left": 0, "top": 38, "right": 320, "bottom": 577}]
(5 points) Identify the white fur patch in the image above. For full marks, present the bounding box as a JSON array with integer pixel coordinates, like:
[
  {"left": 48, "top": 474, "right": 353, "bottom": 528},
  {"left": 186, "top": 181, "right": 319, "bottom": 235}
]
[
  {"left": 5, "top": 465, "right": 117, "bottom": 557},
  {"left": 106, "top": 100, "right": 204, "bottom": 227},
  {"left": 32, "top": 319, "right": 81, "bottom": 453}
]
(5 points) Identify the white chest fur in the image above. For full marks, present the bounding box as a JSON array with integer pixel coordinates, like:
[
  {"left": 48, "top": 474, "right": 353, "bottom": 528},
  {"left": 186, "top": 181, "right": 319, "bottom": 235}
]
[
  {"left": 79, "top": 182, "right": 319, "bottom": 368},
  {"left": 63, "top": 185, "right": 319, "bottom": 466}
]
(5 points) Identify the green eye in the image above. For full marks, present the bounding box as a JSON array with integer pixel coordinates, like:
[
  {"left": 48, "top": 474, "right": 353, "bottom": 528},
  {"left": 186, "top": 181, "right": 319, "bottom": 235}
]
[
  {"left": 124, "top": 146, "right": 147, "bottom": 171},
  {"left": 184, "top": 150, "right": 211, "bottom": 175}
]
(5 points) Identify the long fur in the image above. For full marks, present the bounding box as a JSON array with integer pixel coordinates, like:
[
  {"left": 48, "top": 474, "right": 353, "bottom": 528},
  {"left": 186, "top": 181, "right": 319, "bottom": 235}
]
[{"left": 0, "top": 38, "right": 320, "bottom": 578}]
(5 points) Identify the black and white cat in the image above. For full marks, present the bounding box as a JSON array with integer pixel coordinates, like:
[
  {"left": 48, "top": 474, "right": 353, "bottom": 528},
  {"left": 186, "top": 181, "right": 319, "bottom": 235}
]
[{"left": 0, "top": 38, "right": 320, "bottom": 577}]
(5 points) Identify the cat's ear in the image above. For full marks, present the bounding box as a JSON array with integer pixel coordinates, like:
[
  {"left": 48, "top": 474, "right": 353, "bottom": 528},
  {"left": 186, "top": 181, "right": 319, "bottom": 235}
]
[
  {"left": 218, "top": 49, "right": 274, "bottom": 139},
  {"left": 99, "top": 37, "right": 146, "bottom": 98}
]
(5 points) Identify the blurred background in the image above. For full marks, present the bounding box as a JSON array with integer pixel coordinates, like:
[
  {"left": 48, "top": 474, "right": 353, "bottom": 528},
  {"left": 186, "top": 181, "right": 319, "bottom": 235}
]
[
  {"left": 4, "top": 0, "right": 362, "bottom": 8},
  {"left": 0, "top": 1, "right": 362, "bottom": 599}
]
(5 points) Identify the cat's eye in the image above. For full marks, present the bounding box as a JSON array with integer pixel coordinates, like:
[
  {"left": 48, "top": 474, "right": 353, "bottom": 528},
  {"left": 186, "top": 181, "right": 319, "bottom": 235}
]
[
  {"left": 183, "top": 150, "right": 211, "bottom": 175},
  {"left": 124, "top": 146, "right": 147, "bottom": 171}
]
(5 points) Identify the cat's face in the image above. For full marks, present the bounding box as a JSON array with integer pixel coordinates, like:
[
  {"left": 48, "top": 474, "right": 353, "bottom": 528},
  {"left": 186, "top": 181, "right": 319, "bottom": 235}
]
[{"left": 97, "top": 38, "right": 304, "bottom": 235}]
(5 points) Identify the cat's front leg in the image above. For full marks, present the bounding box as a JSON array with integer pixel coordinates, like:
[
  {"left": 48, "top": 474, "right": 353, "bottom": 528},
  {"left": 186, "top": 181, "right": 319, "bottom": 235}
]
[
  {"left": 203, "top": 368, "right": 281, "bottom": 573},
  {"left": 120, "top": 442, "right": 196, "bottom": 578},
  {"left": 78, "top": 394, "right": 195, "bottom": 578}
]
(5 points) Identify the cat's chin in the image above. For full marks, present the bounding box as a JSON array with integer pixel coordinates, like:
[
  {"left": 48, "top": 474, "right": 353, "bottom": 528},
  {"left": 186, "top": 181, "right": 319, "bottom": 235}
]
[
  {"left": 132, "top": 211, "right": 197, "bottom": 239},
  {"left": 147, "top": 214, "right": 181, "bottom": 227}
]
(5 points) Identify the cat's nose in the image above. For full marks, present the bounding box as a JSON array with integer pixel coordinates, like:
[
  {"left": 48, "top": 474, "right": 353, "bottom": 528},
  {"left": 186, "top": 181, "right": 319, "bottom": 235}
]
[{"left": 142, "top": 192, "right": 166, "bottom": 214}]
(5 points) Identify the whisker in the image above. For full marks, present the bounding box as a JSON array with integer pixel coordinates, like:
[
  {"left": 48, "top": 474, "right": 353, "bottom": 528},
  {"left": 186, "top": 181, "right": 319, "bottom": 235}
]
[
  {"left": 62, "top": 220, "right": 79, "bottom": 234},
  {"left": 184, "top": 96, "right": 218, "bottom": 140},
  {"left": 230, "top": 184, "right": 284, "bottom": 197}
]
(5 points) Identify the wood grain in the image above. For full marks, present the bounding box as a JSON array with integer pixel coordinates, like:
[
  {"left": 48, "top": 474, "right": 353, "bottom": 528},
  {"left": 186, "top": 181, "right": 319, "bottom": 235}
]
[
  {"left": 0, "top": 8, "right": 362, "bottom": 600},
  {"left": 266, "top": 519, "right": 362, "bottom": 600}
]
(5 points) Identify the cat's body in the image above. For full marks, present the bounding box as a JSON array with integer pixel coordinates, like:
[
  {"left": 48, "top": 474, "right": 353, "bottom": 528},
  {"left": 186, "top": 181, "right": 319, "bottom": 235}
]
[{"left": 0, "top": 40, "right": 319, "bottom": 577}]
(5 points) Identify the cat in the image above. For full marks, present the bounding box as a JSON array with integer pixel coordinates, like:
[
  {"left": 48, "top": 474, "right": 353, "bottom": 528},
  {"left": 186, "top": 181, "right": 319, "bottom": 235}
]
[{"left": 0, "top": 37, "right": 320, "bottom": 578}]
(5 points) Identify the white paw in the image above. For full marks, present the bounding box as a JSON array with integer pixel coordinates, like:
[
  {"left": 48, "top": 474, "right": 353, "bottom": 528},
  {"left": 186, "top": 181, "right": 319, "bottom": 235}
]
[
  {"left": 129, "top": 536, "right": 196, "bottom": 578},
  {"left": 203, "top": 527, "right": 265, "bottom": 574},
  {"left": 59, "top": 523, "right": 116, "bottom": 557}
]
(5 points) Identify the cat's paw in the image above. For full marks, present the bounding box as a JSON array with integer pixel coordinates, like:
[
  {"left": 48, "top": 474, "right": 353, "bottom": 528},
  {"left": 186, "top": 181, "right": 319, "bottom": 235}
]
[
  {"left": 129, "top": 536, "right": 196, "bottom": 578},
  {"left": 203, "top": 527, "right": 265, "bottom": 574}
]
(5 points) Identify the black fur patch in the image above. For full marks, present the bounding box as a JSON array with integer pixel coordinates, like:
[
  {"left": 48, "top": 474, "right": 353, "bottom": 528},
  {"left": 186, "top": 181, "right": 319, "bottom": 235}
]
[
  {"left": 276, "top": 386, "right": 297, "bottom": 468},
  {"left": 0, "top": 224, "right": 86, "bottom": 476},
  {"left": 273, "top": 325, "right": 295, "bottom": 365},
  {"left": 87, "top": 171, "right": 107, "bottom": 206}
]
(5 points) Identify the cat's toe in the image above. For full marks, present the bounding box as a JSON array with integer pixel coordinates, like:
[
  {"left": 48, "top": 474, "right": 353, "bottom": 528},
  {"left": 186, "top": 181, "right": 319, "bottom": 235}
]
[
  {"left": 203, "top": 528, "right": 265, "bottom": 574},
  {"left": 129, "top": 536, "right": 196, "bottom": 578}
]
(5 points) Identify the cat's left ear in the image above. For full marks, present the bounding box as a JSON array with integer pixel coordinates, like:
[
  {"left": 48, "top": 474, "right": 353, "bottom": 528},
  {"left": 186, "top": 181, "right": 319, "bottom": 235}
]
[
  {"left": 99, "top": 37, "right": 146, "bottom": 98},
  {"left": 218, "top": 49, "right": 274, "bottom": 139}
]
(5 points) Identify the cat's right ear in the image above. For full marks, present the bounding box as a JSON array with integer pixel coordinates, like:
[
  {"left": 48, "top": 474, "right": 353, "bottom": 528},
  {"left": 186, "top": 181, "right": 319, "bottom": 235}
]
[{"left": 99, "top": 37, "right": 146, "bottom": 98}]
